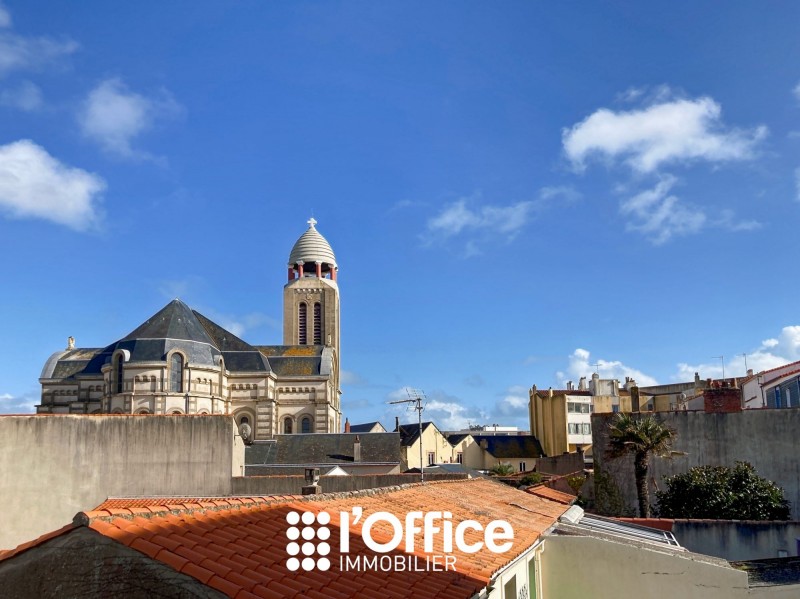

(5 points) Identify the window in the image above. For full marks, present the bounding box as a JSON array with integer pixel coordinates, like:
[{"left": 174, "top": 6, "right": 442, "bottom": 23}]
[
  {"left": 568, "top": 423, "right": 591, "bottom": 435},
  {"left": 301, "top": 416, "right": 312, "bottom": 434},
  {"left": 313, "top": 303, "right": 322, "bottom": 344},
  {"left": 284, "top": 418, "right": 293, "bottom": 434},
  {"left": 298, "top": 303, "right": 307, "bottom": 344},
  {"left": 528, "top": 557, "right": 537, "bottom": 599},
  {"left": 567, "top": 402, "right": 591, "bottom": 414},
  {"left": 427, "top": 452, "right": 435, "bottom": 465},
  {"left": 503, "top": 575, "right": 516, "bottom": 599},
  {"left": 612, "top": 404, "right": 620, "bottom": 413},
  {"left": 114, "top": 355, "right": 124, "bottom": 394},
  {"left": 169, "top": 353, "right": 184, "bottom": 393},
  {"left": 786, "top": 388, "right": 792, "bottom": 408},
  {"left": 456, "top": 452, "right": 463, "bottom": 464},
  {"left": 519, "top": 462, "right": 526, "bottom": 472},
  {"left": 775, "top": 387, "right": 782, "bottom": 408}
]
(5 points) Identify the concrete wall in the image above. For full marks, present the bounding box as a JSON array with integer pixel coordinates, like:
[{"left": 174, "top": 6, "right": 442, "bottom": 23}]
[
  {"left": 673, "top": 521, "right": 800, "bottom": 562},
  {"left": 592, "top": 409, "right": 800, "bottom": 519},
  {"left": 231, "top": 473, "right": 467, "bottom": 495},
  {"left": 541, "top": 534, "right": 749, "bottom": 598},
  {"left": 0, "top": 415, "right": 243, "bottom": 550}
]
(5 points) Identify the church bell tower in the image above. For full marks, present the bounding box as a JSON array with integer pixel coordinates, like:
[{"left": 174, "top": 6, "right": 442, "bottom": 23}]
[{"left": 283, "top": 218, "right": 340, "bottom": 354}]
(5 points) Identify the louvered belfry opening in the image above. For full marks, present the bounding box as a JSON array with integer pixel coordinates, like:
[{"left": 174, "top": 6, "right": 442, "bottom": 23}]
[
  {"left": 298, "top": 302, "right": 307, "bottom": 344},
  {"left": 313, "top": 302, "right": 322, "bottom": 344}
]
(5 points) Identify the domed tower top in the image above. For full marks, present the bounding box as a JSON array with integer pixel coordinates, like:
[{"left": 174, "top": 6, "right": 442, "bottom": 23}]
[{"left": 287, "top": 218, "right": 338, "bottom": 281}]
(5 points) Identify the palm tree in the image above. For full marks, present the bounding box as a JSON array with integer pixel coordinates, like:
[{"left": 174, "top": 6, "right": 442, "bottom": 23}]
[{"left": 606, "top": 413, "right": 676, "bottom": 518}]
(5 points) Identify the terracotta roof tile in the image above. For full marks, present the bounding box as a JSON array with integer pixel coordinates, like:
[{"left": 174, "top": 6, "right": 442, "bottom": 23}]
[
  {"left": 525, "top": 485, "right": 576, "bottom": 504},
  {"left": 0, "top": 524, "right": 75, "bottom": 562},
  {"left": 76, "top": 479, "right": 568, "bottom": 599}
]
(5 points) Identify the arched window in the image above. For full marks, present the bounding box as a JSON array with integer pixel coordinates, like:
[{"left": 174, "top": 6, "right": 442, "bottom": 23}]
[
  {"left": 284, "top": 417, "right": 293, "bottom": 434},
  {"left": 114, "top": 355, "right": 124, "bottom": 394},
  {"left": 170, "top": 353, "right": 184, "bottom": 393},
  {"left": 313, "top": 303, "right": 322, "bottom": 344},
  {"left": 298, "top": 303, "right": 307, "bottom": 344},
  {"left": 301, "top": 416, "right": 312, "bottom": 434}
]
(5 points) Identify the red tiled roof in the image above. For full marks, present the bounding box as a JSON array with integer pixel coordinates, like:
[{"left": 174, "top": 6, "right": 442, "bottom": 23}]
[
  {"left": 63, "top": 479, "right": 569, "bottom": 598},
  {"left": 525, "top": 485, "right": 575, "bottom": 505},
  {"left": 93, "top": 496, "right": 301, "bottom": 511},
  {"left": 614, "top": 518, "right": 675, "bottom": 532}
]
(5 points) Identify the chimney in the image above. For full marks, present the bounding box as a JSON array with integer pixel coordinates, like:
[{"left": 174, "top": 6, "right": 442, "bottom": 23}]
[
  {"left": 395, "top": 416, "right": 400, "bottom": 432},
  {"left": 567, "top": 381, "right": 574, "bottom": 391},
  {"left": 747, "top": 369, "right": 754, "bottom": 377},
  {"left": 548, "top": 387, "right": 553, "bottom": 398},
  {"left": 344, "top": 418, "right": 350, "bottom": 433},
  {"left": 353, "top": 435, "right": 362, "bottom": 462},
  {"left": 578, "top": 377, "right": 587, "bottom": 391},
  {"left": 630, "top": 386, "right": 640, "bottom": 412}
]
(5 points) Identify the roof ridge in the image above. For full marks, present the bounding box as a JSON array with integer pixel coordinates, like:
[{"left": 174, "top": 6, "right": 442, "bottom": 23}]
[{"left": 78, "top": 479, "right": 492, "bottom": 525}]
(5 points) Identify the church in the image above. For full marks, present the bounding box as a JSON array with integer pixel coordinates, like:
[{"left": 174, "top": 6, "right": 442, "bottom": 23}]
[{"left": 36, "top": 219, "right": 342, "bottom": 439}]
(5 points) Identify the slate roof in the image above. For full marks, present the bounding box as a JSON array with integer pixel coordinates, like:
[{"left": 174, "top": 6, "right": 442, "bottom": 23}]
[
  {"left": 470, "top": 435, "right": 544, "bottom": 459},
  {"left": 349, "top": 422, "right": 385, "bottom": 433},
  {"left": 42, "top": 299, "right": 341, "bottom": 383},
  {"left": 0, "top": 479, "right": 570, "bottom": 599},
  {"left": 245, "top": 433, "right": 401, "bottom": 465},
  {"left": 397, "top": 422, "right": 438, "bottom": 447}
]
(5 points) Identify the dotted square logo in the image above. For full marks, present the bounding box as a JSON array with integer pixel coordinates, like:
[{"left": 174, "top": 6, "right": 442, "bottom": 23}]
[{"left": 285, "top": 510, "right": 331, "bottom": 571}]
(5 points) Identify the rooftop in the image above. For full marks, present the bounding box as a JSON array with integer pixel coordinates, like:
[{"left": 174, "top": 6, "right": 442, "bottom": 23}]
[{"left": 0, "top": 479, "right": 571, "bottom": 599}]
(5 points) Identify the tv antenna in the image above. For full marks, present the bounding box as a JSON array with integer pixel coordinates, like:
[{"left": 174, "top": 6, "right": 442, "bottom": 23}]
[{"left": 389, "top": 387, "right": 427, "bottom": 482}]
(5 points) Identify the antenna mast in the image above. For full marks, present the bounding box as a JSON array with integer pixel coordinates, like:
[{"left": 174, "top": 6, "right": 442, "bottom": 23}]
[{"left": 389, "top": 387, "right": 427, "bottom": 483}]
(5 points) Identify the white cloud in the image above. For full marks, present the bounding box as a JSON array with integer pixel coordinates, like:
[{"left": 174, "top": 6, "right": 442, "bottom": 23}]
[
  {"left": 0, "top": 32, "right": 77, "bottom": 77},
  {"left": 0, "top": 3, "right": 11, "bottom": 29},
  {"left": 793, "top": 82, "right": 800, "bottom": 102},
  {"left": 424, "top": 187, "right": 573, "bottom": 255},
  {"left": 0, "top": 391, "right": 37, "bottom": 413},
  {"left": 563, "top": 95, "right": 766, "bottom": 174},
  {"left": 78, "top": 78, "right": 181, "bottom": 158},
  {"left": 558, "top": 348, "right": 659, "bottom": 387},
  {"left": 494, "top": 385, "right": 528, "bottom": 417},
  {"left": 0, "top": 80, "right": 42, "bottom": 111},
  {"left": 675, "top": 325, "right": 800, "bottom": 381},
  {"left": 620, "top": 175, "right": 706, "bottom": 244},
  {"left": 385, "top": 387, "right": 487, "bottom": 431},
  {"left": 0, "top": 139, "right": 105, "bottom": 230},
  {"left": 427, "top": 198, "right": 534, "bottom": 239}
]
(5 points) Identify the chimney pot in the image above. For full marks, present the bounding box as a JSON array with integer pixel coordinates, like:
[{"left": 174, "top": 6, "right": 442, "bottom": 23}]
[{"left": 344, "top": 418, "right": 350, "bottom": 433}]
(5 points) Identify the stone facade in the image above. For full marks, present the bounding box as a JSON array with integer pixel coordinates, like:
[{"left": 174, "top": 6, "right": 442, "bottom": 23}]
[{"left": 37, "top": 219, "right": 342, "bottom": 438}]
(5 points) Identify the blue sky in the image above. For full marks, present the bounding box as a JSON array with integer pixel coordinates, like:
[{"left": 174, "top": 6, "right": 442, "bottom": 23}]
[{"left": 1, "top": 2, "right": 800, "bottom": 430}]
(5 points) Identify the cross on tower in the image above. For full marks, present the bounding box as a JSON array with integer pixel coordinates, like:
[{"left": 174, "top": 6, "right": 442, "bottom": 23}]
[{"left": 308, "top": 217, "right": 317, "bottom": 228}]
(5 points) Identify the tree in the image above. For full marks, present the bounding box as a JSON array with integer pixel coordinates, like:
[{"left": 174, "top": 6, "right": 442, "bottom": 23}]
[
  {"left": 489, "top": 462, "right": 515, "bottom": 476},
  {"left": 606, "top": 413, "right": 676, "bottom": 518},
  {"left": 656, "top": 461, "right": 791, "bottom": 520}
]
